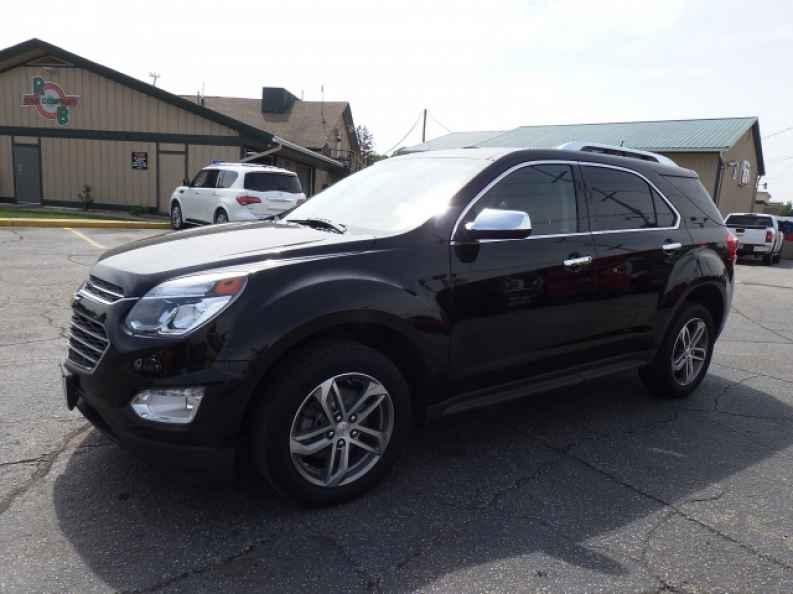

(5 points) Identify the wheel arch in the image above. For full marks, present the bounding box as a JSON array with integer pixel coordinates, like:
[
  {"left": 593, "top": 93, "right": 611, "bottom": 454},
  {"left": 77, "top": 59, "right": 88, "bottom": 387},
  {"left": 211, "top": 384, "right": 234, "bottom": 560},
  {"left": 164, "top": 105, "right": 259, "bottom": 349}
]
[
  {"left": 239, "top": 311, "right": 436, "bottom": 428},
  {"left": 672, "top": 281, "right": 727, "bottom": 338},
  {"left": 214, "top": 206, "right": 229, "bottom": 222}
]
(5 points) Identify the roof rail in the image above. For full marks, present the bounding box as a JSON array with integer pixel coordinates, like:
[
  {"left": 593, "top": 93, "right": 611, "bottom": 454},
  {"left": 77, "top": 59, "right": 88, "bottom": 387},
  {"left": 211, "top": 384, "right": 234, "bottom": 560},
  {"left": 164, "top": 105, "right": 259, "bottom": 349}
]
[{"left": 557, "top": 142, "right": 677, "bottom": 167}]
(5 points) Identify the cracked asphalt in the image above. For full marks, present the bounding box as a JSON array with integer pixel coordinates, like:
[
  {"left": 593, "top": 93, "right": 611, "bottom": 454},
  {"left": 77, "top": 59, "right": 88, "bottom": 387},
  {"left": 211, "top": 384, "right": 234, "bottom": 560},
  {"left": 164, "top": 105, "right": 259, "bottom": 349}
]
[{"left": 2, "top": 227, "right": 793, "bottom": 593}]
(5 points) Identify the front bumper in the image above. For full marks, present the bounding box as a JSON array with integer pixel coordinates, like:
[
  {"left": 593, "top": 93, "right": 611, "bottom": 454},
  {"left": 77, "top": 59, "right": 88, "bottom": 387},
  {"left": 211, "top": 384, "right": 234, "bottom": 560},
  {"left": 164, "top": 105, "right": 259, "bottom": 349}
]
[
  {"left": 62, "top": 290, "right": 258, "bottom": 477},
  {"left": 63, "top": 362, "right": 251, "bottom": 477}
]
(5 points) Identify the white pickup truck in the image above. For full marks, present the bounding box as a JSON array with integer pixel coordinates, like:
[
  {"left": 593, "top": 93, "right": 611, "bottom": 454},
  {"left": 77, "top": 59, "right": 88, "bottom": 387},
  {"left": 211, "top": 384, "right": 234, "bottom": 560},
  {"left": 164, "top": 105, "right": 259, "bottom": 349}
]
[{"left": 724, "top": 212, "right": 784, "bottom": 265}]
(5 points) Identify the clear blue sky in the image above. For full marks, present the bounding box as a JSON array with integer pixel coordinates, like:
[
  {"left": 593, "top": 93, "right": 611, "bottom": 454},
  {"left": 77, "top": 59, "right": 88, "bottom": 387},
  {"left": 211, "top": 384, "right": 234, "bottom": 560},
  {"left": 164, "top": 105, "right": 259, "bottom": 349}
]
[{"left": 3, "top": 0, "right": 793, "bottom": 201}]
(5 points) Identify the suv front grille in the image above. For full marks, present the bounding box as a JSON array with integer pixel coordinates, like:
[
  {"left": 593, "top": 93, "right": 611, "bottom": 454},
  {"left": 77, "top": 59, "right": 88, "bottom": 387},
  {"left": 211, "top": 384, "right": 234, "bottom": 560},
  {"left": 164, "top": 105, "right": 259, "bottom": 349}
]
[
  {"left": 67, "top": 307, "right": 110, "bottom": 372},
  {"left": 82, "top": 276, "right": 125, "bottom": 303}
]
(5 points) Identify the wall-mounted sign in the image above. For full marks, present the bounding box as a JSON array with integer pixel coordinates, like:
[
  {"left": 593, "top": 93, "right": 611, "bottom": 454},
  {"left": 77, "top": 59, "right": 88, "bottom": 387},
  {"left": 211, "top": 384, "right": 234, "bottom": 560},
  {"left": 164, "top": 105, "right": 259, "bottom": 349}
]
[
  {"left": 21, "top": 76, "right": 80, "bottom": 127},
  {"left": 131, "top": 152, "right": 149, "bottom": 170}
]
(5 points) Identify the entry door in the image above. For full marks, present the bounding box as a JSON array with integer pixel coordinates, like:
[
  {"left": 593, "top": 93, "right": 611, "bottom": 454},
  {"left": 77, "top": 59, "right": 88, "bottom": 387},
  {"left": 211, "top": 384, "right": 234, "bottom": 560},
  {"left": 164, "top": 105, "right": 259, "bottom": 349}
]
[
  {"left": 14, "top": 144, "right": 42, "bottom": 204},
  {"left": 450, "top": 163, "right": 598, "bottom": 387},
  {"left": 158, "top": 152, "right": 186, "bottom": 213}
]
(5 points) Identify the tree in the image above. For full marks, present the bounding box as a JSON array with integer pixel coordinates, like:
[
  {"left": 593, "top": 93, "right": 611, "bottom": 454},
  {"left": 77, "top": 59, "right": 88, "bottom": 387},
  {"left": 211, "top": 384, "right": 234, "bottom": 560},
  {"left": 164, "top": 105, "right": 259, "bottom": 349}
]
[
  {"left": 780, "top": 201, "right": 793, "bottom": 216},
  {"left": 355, "top": 125, "right": 385, "bottom": 167}
]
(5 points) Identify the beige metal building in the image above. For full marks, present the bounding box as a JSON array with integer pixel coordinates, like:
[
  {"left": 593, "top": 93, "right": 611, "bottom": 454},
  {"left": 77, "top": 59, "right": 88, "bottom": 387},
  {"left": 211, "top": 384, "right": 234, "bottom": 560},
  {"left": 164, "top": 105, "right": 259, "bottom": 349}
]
[
  {"left": 0, "top": 39, "right": 358, "bottom": 212},
  {"left": 402, "top": 118, "right": 766, "bottom": 217}
]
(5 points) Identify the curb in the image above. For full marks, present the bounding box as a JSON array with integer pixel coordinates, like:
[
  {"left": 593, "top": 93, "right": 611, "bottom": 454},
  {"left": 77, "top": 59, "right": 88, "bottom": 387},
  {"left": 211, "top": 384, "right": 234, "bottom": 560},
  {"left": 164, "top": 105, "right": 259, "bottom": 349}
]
[{"left": 0, "top": 218, "right": 170, "bottom": 229}]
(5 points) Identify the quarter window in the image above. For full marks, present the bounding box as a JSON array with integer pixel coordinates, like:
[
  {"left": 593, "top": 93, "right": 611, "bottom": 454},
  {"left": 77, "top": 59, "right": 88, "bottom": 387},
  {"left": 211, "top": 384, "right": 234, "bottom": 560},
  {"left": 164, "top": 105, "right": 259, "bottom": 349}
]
[
  {"left": 584, "top": 167, "right": 670, "bottom": 231},
  {"left": 466, "top": 164, "right": 579, "bottom": 235}
]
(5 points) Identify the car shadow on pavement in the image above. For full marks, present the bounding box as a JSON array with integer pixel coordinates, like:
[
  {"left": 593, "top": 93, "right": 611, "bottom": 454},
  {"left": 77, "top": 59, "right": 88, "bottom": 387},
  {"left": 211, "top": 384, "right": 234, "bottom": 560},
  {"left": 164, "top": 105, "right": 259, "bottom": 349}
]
[{"left": 52, "top": 369, "right": 793, "bottom": 593}]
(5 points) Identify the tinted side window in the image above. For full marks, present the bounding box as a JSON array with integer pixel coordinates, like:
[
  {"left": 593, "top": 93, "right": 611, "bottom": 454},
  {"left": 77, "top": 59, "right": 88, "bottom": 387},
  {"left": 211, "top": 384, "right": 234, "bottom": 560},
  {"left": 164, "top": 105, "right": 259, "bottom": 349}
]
[
  {"left": 191, "top": 170, "right": 209, "bottom": 187},
  {"left": 192, "top": 169, "right": 219, "bottom": 188},
  {"left": 217, "top": 171, "right": 239, "bottom": 188},
  {"left": 584, "top": 167, "right": 658, "bottom": 231},
  {"left": 244, "top": 172, "right": 302, "bottom": 193},
  {"left": 467, "top": 164, "right": 579, "bottom": 235},
  {"left": 660, "top": 175, "right": 724, "bottom": 225},
  {"left": 653, "top": 190, "right": 677, "bottom": 228}
]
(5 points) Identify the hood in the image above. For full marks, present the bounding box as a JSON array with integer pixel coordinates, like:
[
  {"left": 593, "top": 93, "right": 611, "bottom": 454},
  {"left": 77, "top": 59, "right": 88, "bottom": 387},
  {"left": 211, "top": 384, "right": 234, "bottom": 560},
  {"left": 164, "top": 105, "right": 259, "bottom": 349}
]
[{"left": 92, "top": 221, "right": 375, "bottom": 296}]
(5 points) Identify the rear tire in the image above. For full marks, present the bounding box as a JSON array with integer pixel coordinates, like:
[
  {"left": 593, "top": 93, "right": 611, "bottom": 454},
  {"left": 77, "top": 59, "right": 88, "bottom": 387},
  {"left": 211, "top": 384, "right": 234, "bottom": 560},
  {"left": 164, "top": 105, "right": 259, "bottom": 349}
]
[
  {"left": 639, "top": 303, "right": 715, "bottom": 399},
  {"left": 764, "top": 253, "right": 774, "bottom": 265},
  {"left": 170, "top": 203, "right": 184, "bottom": 230},
  {"left": 214, "top": 210, "right": 229, "bottom": 224},
  {"left": 249, "top": 340, "right": 412, "bottom": 506}
]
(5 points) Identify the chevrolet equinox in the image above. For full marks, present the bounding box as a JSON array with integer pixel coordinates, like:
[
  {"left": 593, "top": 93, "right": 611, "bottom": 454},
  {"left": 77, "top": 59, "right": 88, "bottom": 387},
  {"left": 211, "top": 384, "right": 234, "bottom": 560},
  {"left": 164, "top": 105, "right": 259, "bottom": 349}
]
[{"left": 62, "top": 146, "right": 735, "bottom": 505}]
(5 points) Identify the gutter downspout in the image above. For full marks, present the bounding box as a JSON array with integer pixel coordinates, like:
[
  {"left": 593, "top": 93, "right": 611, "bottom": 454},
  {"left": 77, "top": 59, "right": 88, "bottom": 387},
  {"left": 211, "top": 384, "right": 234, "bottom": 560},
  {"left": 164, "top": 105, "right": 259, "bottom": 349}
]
[
  {"left": 750, "top": 174, "right": 759, "bottom": 214},
  {"left": 713, "top": 152, "right": 725, "bottom": 208},
  {"left": 241, "top": 143, "right": 282, "bottom": 164}
]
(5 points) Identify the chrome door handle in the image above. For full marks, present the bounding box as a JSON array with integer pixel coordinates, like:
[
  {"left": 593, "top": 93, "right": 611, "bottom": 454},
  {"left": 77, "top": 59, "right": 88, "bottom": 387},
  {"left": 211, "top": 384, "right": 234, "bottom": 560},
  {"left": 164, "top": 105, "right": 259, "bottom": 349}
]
[
  {"left": 563, "top": 255, "right": 592, "bottom": 269},
  {"left": 662, "top": 242, "right": 682, "bottom": 252}
]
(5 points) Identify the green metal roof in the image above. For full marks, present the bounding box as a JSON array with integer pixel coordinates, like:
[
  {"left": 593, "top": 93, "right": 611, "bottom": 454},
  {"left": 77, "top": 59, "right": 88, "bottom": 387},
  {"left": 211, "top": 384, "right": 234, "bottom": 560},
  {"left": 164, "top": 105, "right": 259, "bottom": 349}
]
[
  {"left": 478, "top": 117, "right": 759, "bottom": 153},
  {"left": 403, "top": 117, "right": 765, "bottom": 175}
]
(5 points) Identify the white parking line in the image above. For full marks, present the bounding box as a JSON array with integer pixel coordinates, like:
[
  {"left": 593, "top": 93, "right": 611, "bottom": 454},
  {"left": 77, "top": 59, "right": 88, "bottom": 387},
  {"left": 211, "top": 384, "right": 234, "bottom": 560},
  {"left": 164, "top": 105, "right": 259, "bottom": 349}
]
[{"left": 64, "top": 227, "right": 106, "bottom": 250}]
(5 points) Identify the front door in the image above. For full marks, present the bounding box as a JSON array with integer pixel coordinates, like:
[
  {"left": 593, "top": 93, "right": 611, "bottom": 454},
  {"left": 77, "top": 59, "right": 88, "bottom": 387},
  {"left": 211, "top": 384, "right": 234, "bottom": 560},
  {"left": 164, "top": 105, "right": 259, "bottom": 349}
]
[
  {"left": 185, "top": 169, "right": 219, "bottom": 223},
  {"left": 450, "top": 162, "right": 598, "bottom": 390},
  {"left": 13, "top": 144, "right": 42, "bottom": 204}
]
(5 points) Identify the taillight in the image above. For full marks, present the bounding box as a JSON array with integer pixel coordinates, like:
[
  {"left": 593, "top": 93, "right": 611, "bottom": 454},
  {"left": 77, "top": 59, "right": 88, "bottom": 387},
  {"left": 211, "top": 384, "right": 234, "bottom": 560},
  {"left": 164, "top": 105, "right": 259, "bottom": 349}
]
[
  {"left": 726, "top": 231, "right": 737, "bottom": 264},
  {"left": 236, "top": 195, "right": 261, "bottom": 206},
  {"left": 765, "top": 229, "right": 774, "bottom": 243}
]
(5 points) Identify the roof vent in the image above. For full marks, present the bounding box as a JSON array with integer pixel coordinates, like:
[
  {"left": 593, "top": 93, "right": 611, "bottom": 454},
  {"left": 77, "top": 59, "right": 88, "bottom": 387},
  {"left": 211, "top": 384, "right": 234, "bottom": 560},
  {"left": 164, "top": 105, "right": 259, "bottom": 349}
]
[
  {"left": 557, "top": 142, "right": 677, "bottom": 166},
  {"left": 261, "top": 87, "right": 298, "bottom": 114}
]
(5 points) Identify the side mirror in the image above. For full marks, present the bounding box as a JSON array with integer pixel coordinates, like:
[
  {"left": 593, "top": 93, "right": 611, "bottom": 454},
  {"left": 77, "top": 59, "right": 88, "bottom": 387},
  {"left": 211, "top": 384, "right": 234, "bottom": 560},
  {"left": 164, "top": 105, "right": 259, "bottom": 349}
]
[{"left": 464, "top": 208, "right": 532, "bottom": 240}]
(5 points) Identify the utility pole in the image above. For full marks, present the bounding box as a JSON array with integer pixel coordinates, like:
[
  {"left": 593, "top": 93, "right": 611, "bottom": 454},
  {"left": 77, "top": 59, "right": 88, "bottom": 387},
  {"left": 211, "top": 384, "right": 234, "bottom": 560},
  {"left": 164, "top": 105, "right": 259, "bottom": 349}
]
[
  {"left": 422, "top": 108, "right": 427, "bottom": 143},
  {"left": 149, "top": 72, "right": 160, "bottom": 87}
]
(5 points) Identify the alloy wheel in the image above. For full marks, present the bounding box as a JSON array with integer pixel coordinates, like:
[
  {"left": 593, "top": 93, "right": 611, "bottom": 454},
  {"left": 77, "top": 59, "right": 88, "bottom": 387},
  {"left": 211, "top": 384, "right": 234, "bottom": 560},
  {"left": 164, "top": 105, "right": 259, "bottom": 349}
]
[
  {"left": 215, "top": 211, "right": 228, "bottom": 224},
  {"left": 289, "top": 373, "right": 395, "bottom": 488},
  {"left": 671, "top": 317, "right": 709, "bottom": 386}
]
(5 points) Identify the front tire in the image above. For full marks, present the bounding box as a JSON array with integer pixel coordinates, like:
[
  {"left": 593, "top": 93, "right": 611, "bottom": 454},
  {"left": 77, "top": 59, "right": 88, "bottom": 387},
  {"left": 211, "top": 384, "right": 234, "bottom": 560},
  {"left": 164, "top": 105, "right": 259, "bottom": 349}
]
[
  {"left": 640, "top": 303, "right": 715, "bottom": 399},
  {"left": 249, "top": 340, "right": 412, "bottom": 506},
  {"left": 170, "top": 203, "right": 184, "bottom": 230}
]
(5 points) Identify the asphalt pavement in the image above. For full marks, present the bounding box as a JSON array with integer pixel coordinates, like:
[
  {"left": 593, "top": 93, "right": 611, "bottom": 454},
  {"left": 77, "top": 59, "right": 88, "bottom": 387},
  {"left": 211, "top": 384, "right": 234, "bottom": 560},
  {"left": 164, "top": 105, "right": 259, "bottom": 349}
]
[{"left": 2, "top": 227, "right": 793, "bottom": 593}]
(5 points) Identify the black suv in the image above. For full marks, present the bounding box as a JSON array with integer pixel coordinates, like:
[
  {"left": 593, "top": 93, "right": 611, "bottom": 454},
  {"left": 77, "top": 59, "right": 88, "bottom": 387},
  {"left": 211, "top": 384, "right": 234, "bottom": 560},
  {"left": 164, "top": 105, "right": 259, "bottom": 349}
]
[{"left": 63, "top": 147, "right": 735, "bottom": 505}]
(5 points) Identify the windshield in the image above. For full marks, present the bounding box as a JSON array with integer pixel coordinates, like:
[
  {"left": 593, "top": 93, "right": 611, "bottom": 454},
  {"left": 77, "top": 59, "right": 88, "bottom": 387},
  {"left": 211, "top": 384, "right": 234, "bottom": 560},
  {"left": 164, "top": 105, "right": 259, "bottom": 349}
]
[
  {"left": 245, "top": 172, "right": 302, "bottom": 194},
  {"left": 725, "top": 214, "right": 772, "bottom": 228},
  {"left": 285, "top": 155, "right": 490, "bottom": 234}
]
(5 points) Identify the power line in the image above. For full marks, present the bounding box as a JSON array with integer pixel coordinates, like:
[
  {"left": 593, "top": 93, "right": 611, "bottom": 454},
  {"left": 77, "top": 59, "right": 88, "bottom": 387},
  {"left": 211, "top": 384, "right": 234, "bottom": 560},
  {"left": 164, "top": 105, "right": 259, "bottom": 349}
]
[
  {"left": 428, "top": 111, "right": 453, "bottom": 134},
  {"left": 763, "top": 125, "right": 793, "bottom": 140},
  {"left": 384, "top": 111, "right": 423, "bottom": 155}
]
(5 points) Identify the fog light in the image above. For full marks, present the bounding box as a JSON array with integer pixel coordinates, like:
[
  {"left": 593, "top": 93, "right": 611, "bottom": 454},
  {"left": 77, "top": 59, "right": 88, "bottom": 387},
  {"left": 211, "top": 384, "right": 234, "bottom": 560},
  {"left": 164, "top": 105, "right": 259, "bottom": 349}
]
[{"left": 130, "top": 387, "right": 205, "bottom": 424}]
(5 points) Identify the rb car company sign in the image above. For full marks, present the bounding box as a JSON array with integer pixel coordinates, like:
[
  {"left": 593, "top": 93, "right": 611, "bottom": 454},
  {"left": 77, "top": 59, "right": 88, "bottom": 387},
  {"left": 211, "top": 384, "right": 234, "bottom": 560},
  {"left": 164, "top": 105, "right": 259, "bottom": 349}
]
[{"left": 22, "top": 76, "right": 80, "bottom": 126}]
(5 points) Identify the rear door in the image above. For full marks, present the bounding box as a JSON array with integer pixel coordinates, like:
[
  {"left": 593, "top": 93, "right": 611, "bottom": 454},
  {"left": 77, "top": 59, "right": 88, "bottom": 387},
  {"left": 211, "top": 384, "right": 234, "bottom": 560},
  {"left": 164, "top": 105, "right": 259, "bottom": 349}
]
[
  {"left": 242, "top": 171, "right": 304, "bottom": 217},
  {"left": 450, "top": 162, "right": 598, "bottom": 387},
  {"left": 582, "top": 164, "right": 687, "bottom": 356},
  {"left": 215, "top": 170, "right": 240, "bottom": 217}
]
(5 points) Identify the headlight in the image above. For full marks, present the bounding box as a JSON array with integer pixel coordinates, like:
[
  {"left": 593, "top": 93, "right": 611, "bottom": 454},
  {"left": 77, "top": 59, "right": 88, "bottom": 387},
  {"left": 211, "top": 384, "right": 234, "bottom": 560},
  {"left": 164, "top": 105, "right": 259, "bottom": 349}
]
[{"left": 125, "top": 271, "right": 247, "bottom": 336}]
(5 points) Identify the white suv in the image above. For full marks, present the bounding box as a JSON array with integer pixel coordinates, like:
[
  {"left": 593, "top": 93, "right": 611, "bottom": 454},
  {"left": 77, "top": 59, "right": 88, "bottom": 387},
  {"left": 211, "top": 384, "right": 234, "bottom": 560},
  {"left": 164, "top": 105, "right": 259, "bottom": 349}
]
[{"left": 169, "top": 163, "right": 306, "bottom": 229}]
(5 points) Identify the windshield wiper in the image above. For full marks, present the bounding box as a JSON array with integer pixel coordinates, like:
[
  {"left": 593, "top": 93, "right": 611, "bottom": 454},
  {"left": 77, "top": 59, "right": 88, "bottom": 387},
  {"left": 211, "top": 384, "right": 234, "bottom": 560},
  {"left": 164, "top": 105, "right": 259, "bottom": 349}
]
[{"left": 287, "top": 218, "right": 347, "bottom": 234}]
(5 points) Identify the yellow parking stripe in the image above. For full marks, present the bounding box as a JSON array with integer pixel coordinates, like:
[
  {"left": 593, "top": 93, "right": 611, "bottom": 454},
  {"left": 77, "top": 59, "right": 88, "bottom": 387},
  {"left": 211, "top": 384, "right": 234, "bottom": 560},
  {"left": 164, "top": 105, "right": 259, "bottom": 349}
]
[{"left": 65, "top": 227, "right": 106, "bottom": 250}]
